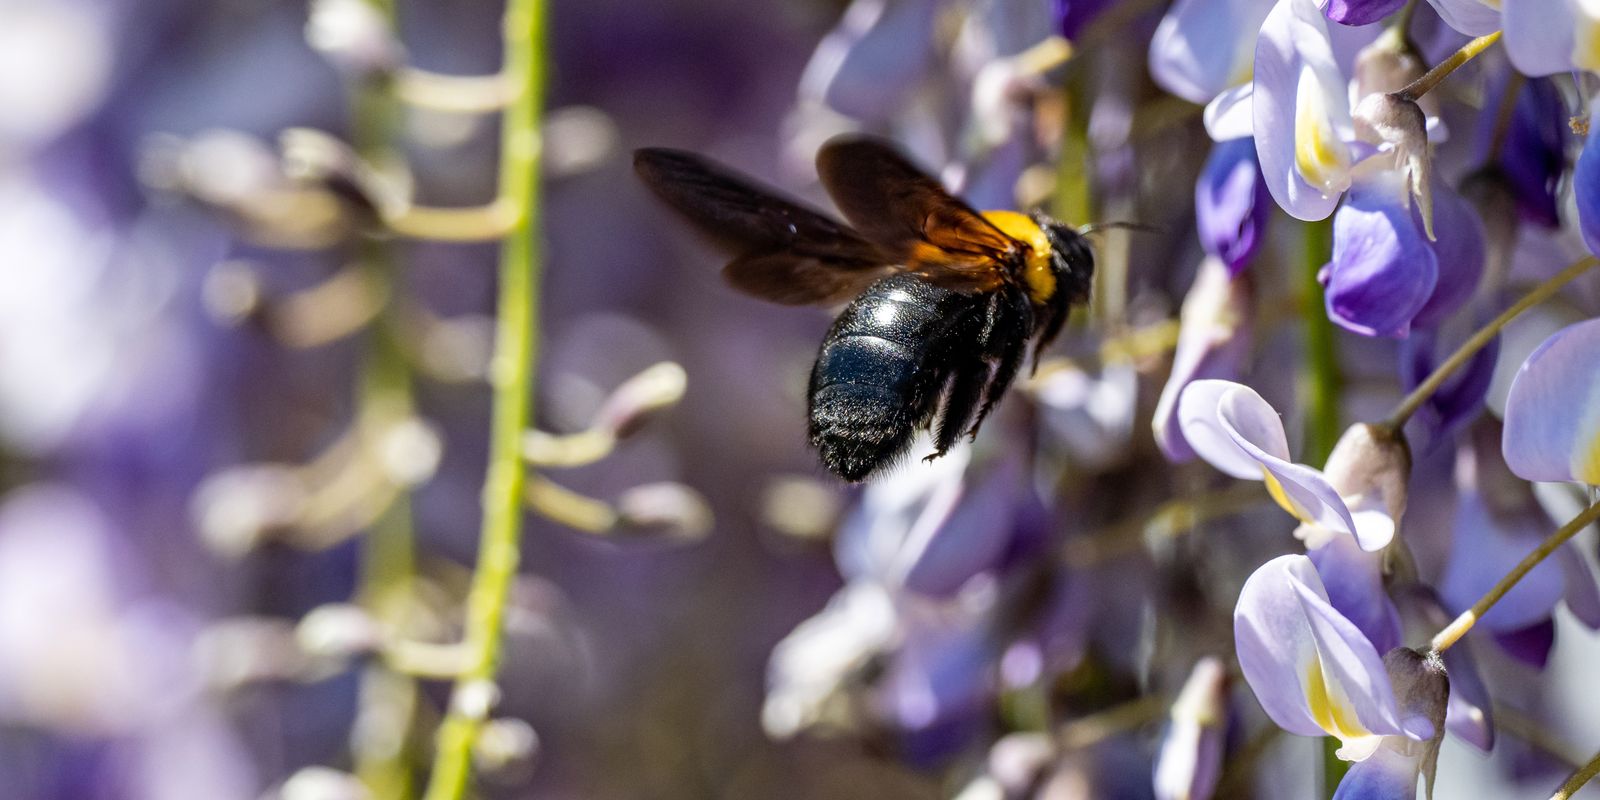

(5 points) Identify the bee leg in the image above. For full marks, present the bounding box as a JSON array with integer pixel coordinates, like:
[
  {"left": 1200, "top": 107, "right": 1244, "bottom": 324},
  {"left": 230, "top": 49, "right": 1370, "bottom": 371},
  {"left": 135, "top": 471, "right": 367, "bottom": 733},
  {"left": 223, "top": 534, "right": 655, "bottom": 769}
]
[{"left": 967, "top": 300, "right": 1031, "bottom": 440}]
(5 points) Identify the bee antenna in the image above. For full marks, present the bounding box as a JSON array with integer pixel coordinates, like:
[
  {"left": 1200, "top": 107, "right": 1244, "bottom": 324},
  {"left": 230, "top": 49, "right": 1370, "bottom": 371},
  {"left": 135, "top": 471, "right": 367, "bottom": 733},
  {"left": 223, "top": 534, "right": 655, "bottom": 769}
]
[{"left": 1078, "top": 221, "right": 1160, "bottom": 236}]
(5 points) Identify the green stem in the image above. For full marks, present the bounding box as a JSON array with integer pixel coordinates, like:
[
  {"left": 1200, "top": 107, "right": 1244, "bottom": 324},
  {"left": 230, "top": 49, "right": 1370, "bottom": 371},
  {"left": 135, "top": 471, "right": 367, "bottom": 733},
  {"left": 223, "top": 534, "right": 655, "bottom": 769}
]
[
  {"left": 1397, "top": 31, "right": 1501, "bottom": 102},
  {"left": 1298, "top": 218, "right": 1344, "bottom": 797},
  {"left": 1300, "top": 219, "right": 1340, "bottom": 465},
  {"left": 348, "top": 2, "right": 418, "bottom": 795},
  {"left": 420, "top": 0, "right": 546, "bottom": 796}
]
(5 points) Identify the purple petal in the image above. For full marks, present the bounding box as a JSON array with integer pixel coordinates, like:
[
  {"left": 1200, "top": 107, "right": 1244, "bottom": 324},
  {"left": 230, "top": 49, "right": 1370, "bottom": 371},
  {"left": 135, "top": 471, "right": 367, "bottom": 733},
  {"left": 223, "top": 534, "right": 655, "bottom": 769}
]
[
  {"left": 901, "top": 459, "right": 1022, "bottom": 597},
  {"left": 1576, "top": 108, "right": 1600, "bottom": 257},
  {"left": 1197, "top": 138, "right": 1273, "bottom": 274},
  {"left": 1493, "top": 618, "right": 1555, "bottom": 670},
  {"left": 1324, "top": 173, "right": 1438, "bottom": 338},
  {"left": 1410, "top": 181, "right": 1485, "bottom": 329},
  {"left": 1492, "top": 77, "right": 1567, "bottom": 229},
  {"left": 1398, "top": 329, "right": 1498, "bottom": 453},
  {"left": 1310, "top": 533, "right": 1402, "bottom": 653},
  {"left": 834, "top": 444, "right": 970, "bottom": 583},
  {"left": 1254, "top": 0, "right": 1354, "bottom": 221},
  {"left": 798, "top": 0, "right": 938, "bottom": 121},
  {"left": 1440, "top": 644, "right": 1494, "bottom": 751},
  {"left": 1501, "top": 318, "right": 1600, "bottom": 484},
  {"left": 1218, "top": 387, "right": 1361, "bottom": 539},
  {"left": 1235, "top": 555, "right": 1404, "bottom": 747},
  {"left": 1438, "top": 490, "right": 1563, "bottom": 633},
  {"left": 1422, "top": 0, "right": 1502, "bottom": 36},
  {"left": 1150, "top": 0, "right": 1275, "bottom": 104},
  {"left": 1503, "top": 0, "right": 1579, "bottom": 76},
  {"left": 1154, "top": 260, "right": 1254, "bottom": 462},
  {"left": 1320, "top": 0, "right": 1405, "bottom": 27},
  {"left": 1054, "top": 0, "right": 1115, "bottom": 39},
  {"left": 1331, "top": 732, "right": 1421, "bottom": 800},
  {"left": 1557, "top": 543, "right": 1600, "bottom": 629}
]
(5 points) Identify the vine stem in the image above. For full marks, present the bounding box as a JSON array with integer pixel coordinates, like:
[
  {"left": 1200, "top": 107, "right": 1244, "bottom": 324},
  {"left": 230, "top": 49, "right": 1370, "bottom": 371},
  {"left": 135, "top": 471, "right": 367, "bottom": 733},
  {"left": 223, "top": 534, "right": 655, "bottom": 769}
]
[
  {"left": 1552, "top": 749, "right": 1600, "bottom": 800},
  {"left": 1397, "top": 31, "right": 1501, "bottom": 102},
  {"left": 1379, "top": 256, "right": 1598, "bottom": 434},
  {"left": 1431, "top": 502, "right": 1600, "bottom": 654},
  {"left": 420, "top": 0, "right": 546, "bottom": 796}
]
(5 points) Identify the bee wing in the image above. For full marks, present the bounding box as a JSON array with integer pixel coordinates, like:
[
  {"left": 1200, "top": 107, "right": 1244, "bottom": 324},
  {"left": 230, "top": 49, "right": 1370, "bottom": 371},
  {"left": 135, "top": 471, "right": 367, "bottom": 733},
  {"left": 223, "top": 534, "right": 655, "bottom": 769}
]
[
  {"left": 815, "top": 136, "right": 1022, "bottom": 292},
  {"left": 634, "top": 147, "right": 894, "bottom": 305}
]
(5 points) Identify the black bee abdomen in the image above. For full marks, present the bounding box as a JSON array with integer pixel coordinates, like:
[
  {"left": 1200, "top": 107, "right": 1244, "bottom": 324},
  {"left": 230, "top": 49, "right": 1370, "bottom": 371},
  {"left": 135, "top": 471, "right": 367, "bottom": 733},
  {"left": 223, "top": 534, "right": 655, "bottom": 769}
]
[{"left": 807, "top": 274, "right": 967, "bottom": 482}]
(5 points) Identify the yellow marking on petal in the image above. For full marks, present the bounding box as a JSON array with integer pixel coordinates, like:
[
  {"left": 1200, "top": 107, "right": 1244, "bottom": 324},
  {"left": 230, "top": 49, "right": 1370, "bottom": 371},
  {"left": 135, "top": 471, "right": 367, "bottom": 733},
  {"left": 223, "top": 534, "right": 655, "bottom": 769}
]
[
  {"left": 982, "top": 209, "right": 1056, "bottom": 303},
  {"left": 1263, "top": 469, "right": 1315, "bottom": 525},
  {"left": 1293, "top": 68, "right": 1350, "bottom": 195},
  {"left": 1305, "top": 657, "right": 1370, "bottom": 742},
  {"left": 1574, "top": 1, "right": 1600, "bottom": 73},
  {"left": 1574, "top": 427, "right": 1600, "bottom": 485}
]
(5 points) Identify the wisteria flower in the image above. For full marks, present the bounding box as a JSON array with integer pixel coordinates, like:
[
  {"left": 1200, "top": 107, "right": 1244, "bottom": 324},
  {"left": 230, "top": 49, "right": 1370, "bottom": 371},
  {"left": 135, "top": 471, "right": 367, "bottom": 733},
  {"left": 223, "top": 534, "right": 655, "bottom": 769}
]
[
  {"left": 1149, "top": 0, "right": 1274, "bottom": 106},
  {"left": 1152, "top": 657, "right": 1229, "bottom": 800},
  {"left": 1576, "top": 107, "right": 1600, "bottom": 257},
  {"left": 1501, "top": 318, "right": 1600, "bottom": 486},
  {"left": 1177, "top": 380, "right": 1394, "bottom": 550},
  {"left": 1234, "top": 555, "right": 1420, "bottom": 761},
  {"left": 1154, "top": 258, "right": 1254, "bottom": 462},
  {"left": 1331, "top": 648, "right": 1448, "bottom": 800},
  {"left": 1196, "top": 137, "right": 1273, "bottom": 274}
]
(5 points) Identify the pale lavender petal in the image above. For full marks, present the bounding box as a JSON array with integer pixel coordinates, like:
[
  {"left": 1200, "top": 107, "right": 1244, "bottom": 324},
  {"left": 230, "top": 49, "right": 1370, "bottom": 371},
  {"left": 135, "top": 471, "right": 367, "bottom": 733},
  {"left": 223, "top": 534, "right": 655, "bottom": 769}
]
[
  {"left": 1150, "top": 0, "right": 1275, "bottom": 103},
  {"left": 1235, "top": 555, "right": 1404, "bottom": 744},
  {"left": 1178, "top": 379, "right": 1278, "bottom": 479},
  {"left": 1152, "top": 657, "right": 1229, "bottom": 800},
  {"left": 1503, "top": 0, "right": 1577, "bottom": 76},
  {"left": 1310, "top": 533, "right": 1402, "bottom": 653},
  {"left": 1410, "top": 181, "right": 1486, "bottom": 329},
  {"left": 900, "top": 459, "right": 1021, "bottom": 597},
  {"left": 798, "top": 0, "right": 938, "bottom": 121},
  {"left": 1439, "top": 490, "right": 1563, "bottom": 632},
  {"left": 1235, "top": 555, "right": 1338, "bottom": 737},
  {"left": 1323, "top": 173, "right": 1438, "bottom": 338},
  {"left": 1441, "top": 644, "right": 1494, "bottom": 751},
  {"left": 1331, "top": 728, "right": 1422, "bottom": 800},
  {"left": 1205, "top": 82, "right": 1256, "bottom": 140},
  {"left": 1422, "top": 0, "right": 1502, "bottom": 36},
  {"left": 1255, "top": 0, "right": 1354, "bottom": 221},
  {"left": 1154, "top": 259, "right": 1253, "bottom": 462},
  {"left": 1501, "top": 319, "right": 1600, "bottom": 484},
  {"left": 1557, "top": 543, "right": 1600, "bottom": 629},
  {"left": 1321, "top": 0, "right": 1405, "bottom": 26},
  {"left": 1576, "top": 108, "right": 1600, "bottom": 257},
  {"left": 1218, "top": 388, "right": 1360, "bottom": 537}
]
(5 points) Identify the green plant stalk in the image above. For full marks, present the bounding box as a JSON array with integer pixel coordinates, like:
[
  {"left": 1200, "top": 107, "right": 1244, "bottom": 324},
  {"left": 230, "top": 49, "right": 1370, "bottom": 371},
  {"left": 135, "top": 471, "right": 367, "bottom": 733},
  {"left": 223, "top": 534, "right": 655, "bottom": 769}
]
[
  {"left": 348, "top": 1, "right": 419, "bottom": 794},
  {"left": 1300, "top": 219, "right": 1340, "bottom": 465},
  {"left": 420, "top": 0, "right": 546, "bottom": 796},
  {"left": 1298, "top": 218, "right": 1345, "bottom": 797}
]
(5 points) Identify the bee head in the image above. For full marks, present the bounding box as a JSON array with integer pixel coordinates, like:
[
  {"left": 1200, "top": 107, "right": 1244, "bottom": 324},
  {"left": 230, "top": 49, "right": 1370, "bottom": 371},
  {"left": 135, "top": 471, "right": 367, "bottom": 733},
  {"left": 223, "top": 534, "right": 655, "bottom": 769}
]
[{"left": 1031, "top": 211, "right": 1095, "bottom": 307}]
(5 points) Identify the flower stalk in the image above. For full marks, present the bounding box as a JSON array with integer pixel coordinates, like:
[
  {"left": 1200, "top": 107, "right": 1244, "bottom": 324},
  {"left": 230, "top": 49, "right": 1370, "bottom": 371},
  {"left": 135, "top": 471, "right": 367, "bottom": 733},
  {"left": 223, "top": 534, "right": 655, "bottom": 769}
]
[
  {"left": 1431, "top": 501, "right": 1600, "bottom": 653},
  {"left": 1381, "top": 256, "right": 1599, "bottom": 433},
  {"left": 1397, "top": 31, "right": 1501, "bottom": 102},
  {"left": 420, "top": 0, "right": 546, "bottom": 796},
  {"left": 1552, "top": 748, "right": 1600, "bottom": 800}
]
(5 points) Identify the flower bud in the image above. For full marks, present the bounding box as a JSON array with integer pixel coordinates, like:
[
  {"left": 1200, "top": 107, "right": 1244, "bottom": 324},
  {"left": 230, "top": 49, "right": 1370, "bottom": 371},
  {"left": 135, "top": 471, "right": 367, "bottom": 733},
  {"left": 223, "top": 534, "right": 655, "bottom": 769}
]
[
  {"left": 614, "top": 483, "right": 712, "bottom": 542},
  {"left": 1352, "top": 92, "right": 1433, "bottom": 239},
  {"left": 295, "top": 603, "right": 383, "bottom": 661},
  {"left": 591, "top": 361, "right": 688, "bottom": 438},
  {"left": 473, "top": 717, "right": 540, "bottom": 776},
  {"left": 191, "top": 464, "right": 307, "bottom": 558},
  {"left": 306, "top": 0, "right": 404, "bottom": 77},
  {"left": 278, "top": 767, "right": 370, "bottom": 800},
  {"left": 1153, "top": 257, "right": 1252, "bottom": 462},
  {"left": 376, "top": 416, "right": 443, "bottom": 488}
]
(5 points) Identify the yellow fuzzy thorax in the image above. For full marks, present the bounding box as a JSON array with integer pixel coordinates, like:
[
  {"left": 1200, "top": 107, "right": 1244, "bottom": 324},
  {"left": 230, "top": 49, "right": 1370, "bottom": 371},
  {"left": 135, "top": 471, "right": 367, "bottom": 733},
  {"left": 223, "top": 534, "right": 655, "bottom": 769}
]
[{"left": 981, "top": 209, "right": 1056, "bottom": 304}]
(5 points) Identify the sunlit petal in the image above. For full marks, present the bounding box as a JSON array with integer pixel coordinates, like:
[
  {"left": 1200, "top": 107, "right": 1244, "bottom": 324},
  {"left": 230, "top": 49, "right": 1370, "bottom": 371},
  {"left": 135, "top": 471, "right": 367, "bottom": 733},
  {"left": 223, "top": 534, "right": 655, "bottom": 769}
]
[
  {"left": 1503, "top": 0, "right": 1578, "bottom": 76},
  {"left": 1151, "top": 0, "right": 1275, "bottom": 103},
  {"left": 1501, "top": 319, "right": 1600, "bottom": 484},
  {"left": 1255, "top": 0, "right": 1354, "bottom": 220}
]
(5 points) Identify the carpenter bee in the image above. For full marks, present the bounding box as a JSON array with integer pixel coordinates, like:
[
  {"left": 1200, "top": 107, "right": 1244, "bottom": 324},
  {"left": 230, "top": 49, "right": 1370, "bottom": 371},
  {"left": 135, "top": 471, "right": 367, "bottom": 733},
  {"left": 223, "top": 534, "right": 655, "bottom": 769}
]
[{"left": 634, "top": 137, "right": 1094, "bottom": 482}]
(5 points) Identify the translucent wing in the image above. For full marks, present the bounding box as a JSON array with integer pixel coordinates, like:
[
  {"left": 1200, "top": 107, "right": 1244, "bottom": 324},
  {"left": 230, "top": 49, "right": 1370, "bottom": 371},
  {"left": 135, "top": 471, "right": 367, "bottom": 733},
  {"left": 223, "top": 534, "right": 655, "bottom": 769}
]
[
  {"left": 815, "top": 136, "right": 1022, "bottom": 292},
  {"left": 634, "top": 148, "right": 894, "bottom": 305}
]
